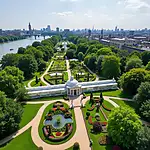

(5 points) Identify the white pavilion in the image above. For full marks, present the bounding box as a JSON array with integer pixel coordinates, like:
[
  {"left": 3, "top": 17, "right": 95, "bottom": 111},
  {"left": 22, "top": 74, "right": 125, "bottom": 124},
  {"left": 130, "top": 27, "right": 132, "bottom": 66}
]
[{"left": 27, "top": 76, "right": 118, "bottom": 99}]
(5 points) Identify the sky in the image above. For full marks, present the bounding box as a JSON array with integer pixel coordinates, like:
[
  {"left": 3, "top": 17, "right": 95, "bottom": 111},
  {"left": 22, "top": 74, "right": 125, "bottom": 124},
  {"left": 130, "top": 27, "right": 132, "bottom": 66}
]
[{"left": 0, "top": 0, "right": 150, "bottom": 30}]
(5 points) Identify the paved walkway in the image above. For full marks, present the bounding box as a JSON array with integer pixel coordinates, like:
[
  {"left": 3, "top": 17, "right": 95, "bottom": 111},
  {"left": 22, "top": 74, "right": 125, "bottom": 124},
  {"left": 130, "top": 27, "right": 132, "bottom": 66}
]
[
  {"left": 1, "top": 95, "right": 150, "bottom": 149},
  {"left": 66, "top": 59, "right": 71, "bottom": 79},
  {"left": 27, "top": 61, "right": 53, "bottom": 87},
  {"left": 40, "top": 61, "right": 53, "bottom": 86}
]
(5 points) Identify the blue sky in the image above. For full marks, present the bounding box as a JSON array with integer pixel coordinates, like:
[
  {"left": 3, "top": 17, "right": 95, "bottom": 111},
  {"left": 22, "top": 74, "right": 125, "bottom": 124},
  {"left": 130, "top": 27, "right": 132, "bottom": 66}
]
[{"left": 0, "top": 0, "right": 150, "bottom": 30}]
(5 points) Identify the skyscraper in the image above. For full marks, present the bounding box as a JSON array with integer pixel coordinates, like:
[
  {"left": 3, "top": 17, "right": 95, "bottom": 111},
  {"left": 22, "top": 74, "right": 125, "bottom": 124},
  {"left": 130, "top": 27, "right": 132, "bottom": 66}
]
[
  {"left": 28, "top": 22, "right": 32, "bottom": 35},
  {"left": 47, "top": 25, "right": 51, "bottom": 31}
]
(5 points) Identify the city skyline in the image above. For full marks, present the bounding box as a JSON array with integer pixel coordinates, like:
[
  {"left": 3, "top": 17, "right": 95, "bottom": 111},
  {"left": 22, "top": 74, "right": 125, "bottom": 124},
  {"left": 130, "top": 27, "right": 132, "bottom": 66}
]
[{"left": 1, "top": 0, "right": 150, "bottom": 30}]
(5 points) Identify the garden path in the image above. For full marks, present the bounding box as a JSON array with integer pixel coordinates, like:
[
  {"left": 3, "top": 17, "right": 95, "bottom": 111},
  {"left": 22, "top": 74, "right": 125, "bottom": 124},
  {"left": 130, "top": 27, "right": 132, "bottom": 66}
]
[
  {"left": 28, "top": 79, "right": 35, "bottom": 88},
  {"left": 40, "top": 61, "right": 53, "bottom": 86},
  {"left": 66, "top": 59, "right": 71, "bottom": 79},
  {"left": 1, "top": 96, "right": 149, "bottom": 149}
]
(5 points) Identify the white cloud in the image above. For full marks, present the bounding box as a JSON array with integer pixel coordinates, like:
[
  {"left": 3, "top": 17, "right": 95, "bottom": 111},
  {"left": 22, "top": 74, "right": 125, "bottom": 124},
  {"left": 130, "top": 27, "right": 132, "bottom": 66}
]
[
  {"left": 118, "top": 0, "right": 150, "bottom": 12},
  {"left": 51, "top": 11, "right": 73, "bottom": 17}
]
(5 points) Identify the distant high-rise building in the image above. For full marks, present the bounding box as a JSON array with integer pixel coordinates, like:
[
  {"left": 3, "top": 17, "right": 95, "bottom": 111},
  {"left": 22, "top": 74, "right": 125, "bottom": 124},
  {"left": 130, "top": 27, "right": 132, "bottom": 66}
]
[
  {"left": 47, "top": 25, "right": 51, "bottom": 31},
  {"left": 28, "top": 22, "right": 32, "bottom": 35},
  {"left": 56, "top": 27, "right": 59, "bottom": 32},
  {"left": 88, "top": 29, "right": 91, "bottom": 37},
  {"left": 115, "top": 26, "right": 118, "bottom": 32},
  {"left": 0, "top": 29, "right": 2, "bottom": 35},
  {"left": 101, "top": 29, "right": 104, "bottom": 39}
]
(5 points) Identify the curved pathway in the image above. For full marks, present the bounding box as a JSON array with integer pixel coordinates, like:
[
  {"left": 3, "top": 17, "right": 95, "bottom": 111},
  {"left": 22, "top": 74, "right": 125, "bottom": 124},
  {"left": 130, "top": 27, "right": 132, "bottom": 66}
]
[
  {"left": 40, "top": 61, "right": 53, "bottom": 86},
  {"left": 27, "top": 61, "right": 53, "bottom": 87},
  {"left": 28, "top": 79, "right": 35, "bottom": 88},
  {"left": 1, "top": 96, "right": 149, "bottom": 149}
]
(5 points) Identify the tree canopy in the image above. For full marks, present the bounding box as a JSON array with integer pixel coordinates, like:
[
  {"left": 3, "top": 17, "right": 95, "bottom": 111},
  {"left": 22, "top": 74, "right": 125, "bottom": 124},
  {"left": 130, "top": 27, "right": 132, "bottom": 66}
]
[
  {"left": 107, "top": 107, "right": 142, "bottom": 149},
  {"left": 102, "top": 55, "right": 120, "bottom": 79},
  {"left": 0, "top": 66, "right": 24, "bottom": 98},
  {"left": 0, "top": 91, "right": 23, "bottom": 139}
]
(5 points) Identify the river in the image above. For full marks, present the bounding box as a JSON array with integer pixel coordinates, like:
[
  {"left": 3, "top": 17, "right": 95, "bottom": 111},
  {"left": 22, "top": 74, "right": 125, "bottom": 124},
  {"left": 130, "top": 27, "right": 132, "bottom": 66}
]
[{"left": 0, "top": 36, "right": 49, "bottom": 59}]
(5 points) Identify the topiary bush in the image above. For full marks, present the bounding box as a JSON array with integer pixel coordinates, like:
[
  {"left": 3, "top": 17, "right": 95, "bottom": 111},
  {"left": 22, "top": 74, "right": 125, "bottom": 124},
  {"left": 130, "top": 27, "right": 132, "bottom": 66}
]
[
  {"left": 93, "top": 121, "right": 102, "bottom": 133},
  {"left": 73, "top": 142, "right": 80, "bottom": 150}
]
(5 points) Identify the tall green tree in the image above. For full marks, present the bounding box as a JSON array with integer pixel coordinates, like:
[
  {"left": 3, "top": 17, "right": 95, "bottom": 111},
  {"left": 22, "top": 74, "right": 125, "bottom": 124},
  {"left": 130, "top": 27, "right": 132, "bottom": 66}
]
[
  {"left": 18, "top": 47, "right": 26, "bottom": 54},
  {"left": 102, "top": 55, "right": 120, "bottom": 79},
  {"left": 145, "top": 62, "right": 150, "bottom": 70},
  {"left": 0, "top": 91, "right": 23, "bottom": 139},
  {"left": 18, "top": 54, "right": 38, "bottom": 78},
  {"left": 107, "top": 107, "right": 142, "bottom": 149},
  {"left": 1, "top": 53, "right": 20, "bottom": 69},
  {"left": 125, "top": 57, "right": 143, "bottom": 72},
  {"left": 136, "top": 126, "right": 150, "bottom": 150},
  {"left": 142, "top": 51, "right": 150, "bottom": 66},
  {"left": 78, "top": 52, "right": 84, "bottom": 62},
  {"left": 0, "top": 66, "right": 24, "bottom": 98},
  {"left": 77, "top": 43, "right": 88, "bottom": 54},
  {"left": 97, "top": 47, "right": 112, "bottom": 56},
  {"left": 119, "top": 69, "right": 148, "bottom": 94}
]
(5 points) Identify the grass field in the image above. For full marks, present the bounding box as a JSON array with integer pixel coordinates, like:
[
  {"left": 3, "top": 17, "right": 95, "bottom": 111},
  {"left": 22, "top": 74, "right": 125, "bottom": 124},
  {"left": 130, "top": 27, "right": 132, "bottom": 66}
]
[
  {"left": 19, "top": 104, "right": 43, "bottom": 129},
  {"left": 30, "top": 79, "right": 46, "bottom": 87},
  {"left": 86, "top": 90, "right": 133, "bottom": 99},
  {"left": 0, "top": 128, "right": 37, "bottom": 150},
  {"left": 110, "top": 99, "right": 138, "bottom": 111},
  {"left": 38, "top": 102, "right": 76, "bottom": 145}
]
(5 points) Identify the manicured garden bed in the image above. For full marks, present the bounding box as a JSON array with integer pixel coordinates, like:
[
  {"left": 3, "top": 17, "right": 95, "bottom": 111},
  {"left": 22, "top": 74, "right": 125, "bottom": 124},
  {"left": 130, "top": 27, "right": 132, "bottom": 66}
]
[
  {"left": 82, "top": 98, "right": 115, "bottom": 150},
  {"left": 0, "top": 128, "right": 37, "bottom": 150},
  {"left": 70, "top": 61, "right": 96, "bottom": 82},
  {"left": 38, "top": 102, "right": 76, "bottom": 145},
  {"left": 19, "top": 104, "right": 43, "bottom": 129}
]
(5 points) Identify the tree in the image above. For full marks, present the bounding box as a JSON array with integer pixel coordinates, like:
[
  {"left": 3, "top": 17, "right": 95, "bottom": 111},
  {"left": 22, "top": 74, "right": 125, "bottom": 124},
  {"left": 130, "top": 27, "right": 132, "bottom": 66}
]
[
  {"left": 107, "top": 107, "right": 142, "bottom": 149},
  {"left": 102, "top": 55, "right": 120, "bottom": 79},
  {"left": 36, "top": 76, "right": 39, "bottom": 84},
  {"left": 97, "top": 47, "right": 112, "bottom": 56},
  {"left": 0, "top": 91, "right": 23, "bottom": 139},
  {"left": 142, "top": 51, "right": 150, "bottom": 66},
  {"left": 125, "top": 57, "right": 143, "bottom": 72},
  {"left": 93, "top": 122, "right": 102, "bottom": 132},
  {"left": 136, "top": 126, "right": 150, "bottom": 150},
  {"left": 0, "top": 66, "right": 24, "bottom": 98},
  {"left": 145, "top": 62, "right": 150, "bottom": 70},
  {"left": 97, "top": 55, "right": 104, "bottom": 73},
  {"left": 139, "top": 100, "right": 150, "bottom": 122},
  {"left": 1, "top": 53, "right": 20, "bottom": 69},
  {"left": 87, "top": 55, "right": 97, "bottom": 71},
  {"left": 78, "top": 52, "right": 84, "bottom": 62},
  {"left": 76, "top": 43, "right": 88, "bottom": 54},
  {"left": 32, "top": 41, "right": 42, "bottom": 48},
  {"left": 38, "top": 59, "right": 47, "bottom": 71},
  {"left": 15, "top": 87, "right": 28, "bottom": 101},
  {"left": 18, "top": 47, "right": 26, "bottom": 54},
  {"left": 119, "top": 69, "right": 148, "bottom": 95},
  {"left": 66, "top": 49, "right": 75, "bottom": 59},
  {"left": 18, "top": 54, "right": 38, "bottom": 78},
  {"left": 25, "top": 46, "right": 43, "bottom": 60},
  {"left": 134, "top": 82, "right": 150, "bottom": 105}
]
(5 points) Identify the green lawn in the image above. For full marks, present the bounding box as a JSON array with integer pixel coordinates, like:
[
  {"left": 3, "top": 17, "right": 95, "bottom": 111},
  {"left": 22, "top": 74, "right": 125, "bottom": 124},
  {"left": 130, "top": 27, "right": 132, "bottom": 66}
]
[
  {"left": 82, "top": 100, "right": 114, "bottom": 150},
  {"left": 86, "top": 90, "right": 133, "bottom": 99},
  {"left": 110, "top": 99, "right": 138, "bottom": 111},
  {"left": 27, "top": 96, "right": 63, "bottom": 102},
  {"left": 30, "top": 80, "right": 46, "bottom": 87},
  {"left": 19, "top": 104, "right": 43, "bottom": 129},
  {"left": 0, "top": 128, "right": 37, "bottom": 150},
  {"left": 38, "top": 102, "right": 76, "bottom": 145}
]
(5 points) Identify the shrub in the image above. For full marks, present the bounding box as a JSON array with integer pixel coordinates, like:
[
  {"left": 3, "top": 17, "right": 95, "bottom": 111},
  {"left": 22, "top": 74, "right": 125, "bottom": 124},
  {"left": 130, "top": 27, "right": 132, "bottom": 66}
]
[
  {"left": 73, "top": 142, "right": 79, "bottom": 150},
  {"left": 93, "top": 122, "right": 102, "bottom": 132},
  {"left": 86, "top": 112, "right": 90, "bottom": 117},
  {"left": 99, "top": 135, "right": 111, "bottom": 145}
]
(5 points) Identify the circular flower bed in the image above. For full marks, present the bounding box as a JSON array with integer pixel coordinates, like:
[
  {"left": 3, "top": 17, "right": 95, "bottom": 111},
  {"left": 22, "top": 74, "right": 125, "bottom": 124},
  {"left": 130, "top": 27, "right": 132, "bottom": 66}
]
[{"left": 43, "top": 101, "right": 74, "bottom": 141}]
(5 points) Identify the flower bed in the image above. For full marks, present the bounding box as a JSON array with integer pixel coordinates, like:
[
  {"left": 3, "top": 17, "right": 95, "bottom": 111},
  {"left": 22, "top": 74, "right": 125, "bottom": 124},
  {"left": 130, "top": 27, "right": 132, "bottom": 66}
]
[
  {"left": 99, "top": 135, "right": 111, "bottom": 145},
  {"left": 87, "top": 105, "right": 95, "bottom": 111},
  {"left": 102, "top": 104, "right": 111, "bottom": 111},
  {"left": 88, "top": 116, "right": 93, "bottom": 125}
]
